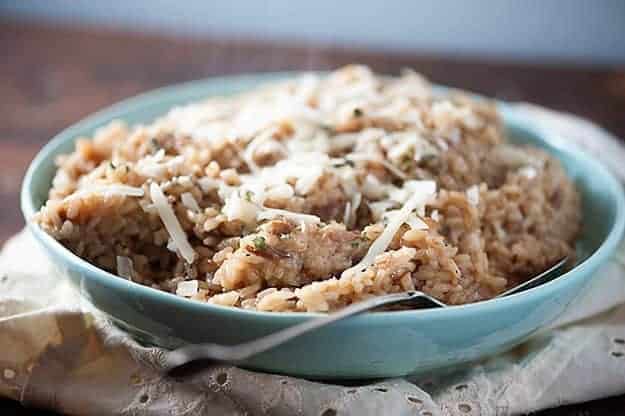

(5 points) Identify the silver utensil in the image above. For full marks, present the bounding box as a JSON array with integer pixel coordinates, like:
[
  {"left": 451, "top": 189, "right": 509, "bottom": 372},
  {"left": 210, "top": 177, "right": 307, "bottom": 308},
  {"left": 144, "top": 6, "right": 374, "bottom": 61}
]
[{"left": 163, "top": 257, "right": 567, "bottom": 375}]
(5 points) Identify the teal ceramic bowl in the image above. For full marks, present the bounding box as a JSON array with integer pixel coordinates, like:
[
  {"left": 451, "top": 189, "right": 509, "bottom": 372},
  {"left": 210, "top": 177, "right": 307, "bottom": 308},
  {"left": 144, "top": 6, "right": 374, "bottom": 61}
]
[{"left": 21, "top": 74, "right": 625, "bottom": 379}]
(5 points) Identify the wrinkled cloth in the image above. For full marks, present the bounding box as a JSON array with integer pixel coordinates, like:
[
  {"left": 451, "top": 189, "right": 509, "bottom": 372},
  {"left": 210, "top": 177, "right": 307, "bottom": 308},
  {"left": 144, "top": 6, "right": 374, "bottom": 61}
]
[{"left": 1, "top": 104, "right": 625, "bottom": 416}]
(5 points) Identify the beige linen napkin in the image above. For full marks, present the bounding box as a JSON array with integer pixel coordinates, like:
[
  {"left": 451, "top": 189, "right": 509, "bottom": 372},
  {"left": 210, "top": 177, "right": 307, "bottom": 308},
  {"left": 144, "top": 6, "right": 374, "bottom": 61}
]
[{"left": 1, "top": 104, "right": 625, "bottom": 416}]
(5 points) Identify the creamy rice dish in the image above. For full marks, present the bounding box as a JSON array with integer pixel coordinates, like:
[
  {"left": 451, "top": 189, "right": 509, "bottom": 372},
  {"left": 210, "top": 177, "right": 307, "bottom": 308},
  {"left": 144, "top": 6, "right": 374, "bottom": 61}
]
[{"left": 35, "top": 66, "right": 580, "bottom": 312}]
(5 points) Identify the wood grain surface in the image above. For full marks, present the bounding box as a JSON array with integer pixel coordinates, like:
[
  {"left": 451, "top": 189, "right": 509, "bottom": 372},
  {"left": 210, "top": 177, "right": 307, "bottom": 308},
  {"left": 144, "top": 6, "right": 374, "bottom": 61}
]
[{"left": 1, "top": 19, "right": 624, "bottom": 415}]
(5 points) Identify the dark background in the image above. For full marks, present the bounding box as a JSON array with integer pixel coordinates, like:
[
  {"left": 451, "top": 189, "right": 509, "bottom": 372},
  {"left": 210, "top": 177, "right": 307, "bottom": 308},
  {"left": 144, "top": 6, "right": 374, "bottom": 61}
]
[{"left": 1, "top": 20, "right": 625, "bottom": 415}]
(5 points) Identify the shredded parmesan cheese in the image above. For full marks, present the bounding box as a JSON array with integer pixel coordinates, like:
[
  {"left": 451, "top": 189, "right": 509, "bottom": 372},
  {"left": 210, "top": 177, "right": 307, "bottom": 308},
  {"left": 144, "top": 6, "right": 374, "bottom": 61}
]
[
  {"left": 405, "top": 215, "right": 429, "bottom": 230},
  {"left": 258, "top": 208, "right": 321, "bottom": 224},
  {"left": 343, "top": 180, "right": 436, "bottom": 276},
  {"left": 176, "top": 280, "right": 199, "bottom": 297},
  {"left": 181, "top": 192, "right": 201, "bottom": 212},
  {"left": 518, "top": 166, "right": 538, "bottom": 179},
  {"left": 242, "top": 130, "right": 273, "bottom": 174},
  {"left": 116, "top": 256, "right": 134, "bottom": 281},
  {"left": 166, "top": 238, "right": 177, "bottom": 252},
  {"left": 431, "top": 209, "right": 440, "bottom": 222},
  {"left": 343, "top": 202, "right": 352, "bottom": 225},
  {"left": 150, "top": 183, "right": 196, "bottom": 264},
  {"left": 135, "top": 150, "right": 184, "bottom": 178},
  {"left": 347, "top": 154, "right": 408, "bottom": 180},
  {"left": 198, "top": 177, "right": 220, "bottom": 193},
  {"left": 264, "top": 183, "right": 295, "bottom": 200},
  {"left": 381, "top": 131, "right": 438, "bottom": 164},
  {"left": 222, "top": 192, "right": 259, "bottom": 226},
  {"left": 63, "top": 184, "right": 144, "bottom": 202}
]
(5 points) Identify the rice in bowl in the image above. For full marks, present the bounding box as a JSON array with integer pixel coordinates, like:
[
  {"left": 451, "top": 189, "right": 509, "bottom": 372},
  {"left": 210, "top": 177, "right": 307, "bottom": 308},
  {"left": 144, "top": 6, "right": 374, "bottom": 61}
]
[{"left": 34, "top": 65, "right": 581, "bottom": 312}]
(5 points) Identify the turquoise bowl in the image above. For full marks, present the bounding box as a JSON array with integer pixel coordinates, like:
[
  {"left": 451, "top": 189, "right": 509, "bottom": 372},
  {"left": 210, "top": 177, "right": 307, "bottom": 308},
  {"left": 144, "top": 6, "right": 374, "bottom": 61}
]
[{"left": 21, "top": 74, "right": 625, "bottom": 379}]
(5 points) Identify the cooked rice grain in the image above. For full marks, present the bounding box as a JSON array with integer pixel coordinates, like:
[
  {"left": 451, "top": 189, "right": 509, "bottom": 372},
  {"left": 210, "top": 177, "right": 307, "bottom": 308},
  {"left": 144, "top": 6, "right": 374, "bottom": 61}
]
[{"left": 35, "top": 65, "right": 581, "bottom": 312}]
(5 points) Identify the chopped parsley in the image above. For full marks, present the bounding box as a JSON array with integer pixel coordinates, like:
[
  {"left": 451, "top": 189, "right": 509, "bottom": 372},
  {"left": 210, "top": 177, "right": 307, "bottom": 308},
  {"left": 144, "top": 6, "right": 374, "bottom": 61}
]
[
  {"left": 252, "top": 236, "right": 267, "bottom": 250},
  {"left": 420, "top": 153, "right": 437, "bottom": 164},
  {"left": 399, "top": 158, "right": 413, "bottom": 171},
  {"left": 244, "top": 190, "right": 254, "bottom": 202},
  {"left": 332, "top": 159, "right": 355, "bottom": 169},
  {"left": 320, "top": 124, "right": 335, "bottom": 134},
  {"left": 353, "top": 108, "right": 363, "bottom": 117},
  {"left": 150, "top": 137, "right": 161, "bottom": 152}
]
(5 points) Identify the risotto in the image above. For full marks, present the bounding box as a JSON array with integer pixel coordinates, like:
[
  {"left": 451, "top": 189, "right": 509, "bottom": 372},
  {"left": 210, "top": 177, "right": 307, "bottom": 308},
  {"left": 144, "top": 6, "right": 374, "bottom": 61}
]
[{"left": 34, "top": 66, "right": 581, "bottom": 312}]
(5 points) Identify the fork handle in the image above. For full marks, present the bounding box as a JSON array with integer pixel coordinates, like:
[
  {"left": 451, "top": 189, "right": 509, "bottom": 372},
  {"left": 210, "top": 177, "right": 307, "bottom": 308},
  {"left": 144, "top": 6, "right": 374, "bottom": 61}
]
[{"left": 162, "top": 290, "right": 439, "bottom": 372}]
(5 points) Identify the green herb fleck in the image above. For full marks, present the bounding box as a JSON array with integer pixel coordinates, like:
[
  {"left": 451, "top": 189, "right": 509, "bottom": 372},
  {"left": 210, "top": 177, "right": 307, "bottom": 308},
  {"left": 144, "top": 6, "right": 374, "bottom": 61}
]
[
  {"left": 244, "top": 190, "right": 254, "bottom": 202},
  {"left": 351, "top": 240, "right": 360, "bottom": 248},
  {"left": 150, "top": 137, "right": 161, "bottom": 151},
  {"left": 321, "top": 124, "right": 335, "bottom": 133},
  {"left": 420, "top": 154, "right": 437, "bottom": 164},
  {"left": 252, "top": 236, "right": 267, "bottom": 250},
  {"left": 332, "top": 159, "right": 355, "bottom": 169},
  {"left": 353, "top": 108, "right": 363, "bottom": 117},
  {"left": 400, "top": 158, "right": 412, "bottom": 171}
]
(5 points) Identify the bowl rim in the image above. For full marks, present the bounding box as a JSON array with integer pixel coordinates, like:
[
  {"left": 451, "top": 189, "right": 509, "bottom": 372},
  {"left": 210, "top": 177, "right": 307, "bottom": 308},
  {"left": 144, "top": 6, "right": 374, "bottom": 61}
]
[{"left": 20, "top": 72, "right": 625, "bottom": 325}]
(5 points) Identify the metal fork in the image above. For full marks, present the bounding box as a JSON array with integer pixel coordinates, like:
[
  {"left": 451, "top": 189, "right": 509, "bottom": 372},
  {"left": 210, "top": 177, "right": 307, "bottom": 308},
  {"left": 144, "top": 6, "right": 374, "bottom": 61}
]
[{"left": 162, "top": 257, "right": 567, "bottom": 375}]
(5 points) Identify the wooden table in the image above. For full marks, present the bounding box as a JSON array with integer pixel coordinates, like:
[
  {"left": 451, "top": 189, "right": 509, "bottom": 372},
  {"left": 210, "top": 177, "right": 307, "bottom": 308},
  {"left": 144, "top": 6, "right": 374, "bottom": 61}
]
[{"left": 1, "top": 20, "right": 624, "bottom": 415}]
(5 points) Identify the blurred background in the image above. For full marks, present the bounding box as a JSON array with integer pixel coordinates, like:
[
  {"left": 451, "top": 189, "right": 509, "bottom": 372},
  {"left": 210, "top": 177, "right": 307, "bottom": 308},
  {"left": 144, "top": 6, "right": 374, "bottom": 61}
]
[{"left": 2, "top": 0, "right": 625, "bottom": 65}]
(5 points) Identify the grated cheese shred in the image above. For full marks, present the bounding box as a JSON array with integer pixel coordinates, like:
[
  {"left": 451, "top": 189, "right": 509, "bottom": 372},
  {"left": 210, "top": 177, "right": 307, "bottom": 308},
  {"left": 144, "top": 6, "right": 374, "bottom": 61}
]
[
  {"left": 176, "top": 280, "right": 199, "bottom": 297},
  {"left": 258, "top": 207, "right": 321, "bottom": 224},
  {"left": 347, "top": 154, "right": 408, "bottom": 180},
  {"left": 342, "top": 180, "right": 436, "bottom": 276},
  {"left": 150, "top": 183, "right": 197, "bottom": 264},
  {"left": 181, "top": 192, "right": 201, "bottom": 212},
  {"left": 63, "top": 184, "right": 144, "bottom": 202},
  {"left": 116, "top": 255, "right": 135, "bottom": 281}
]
